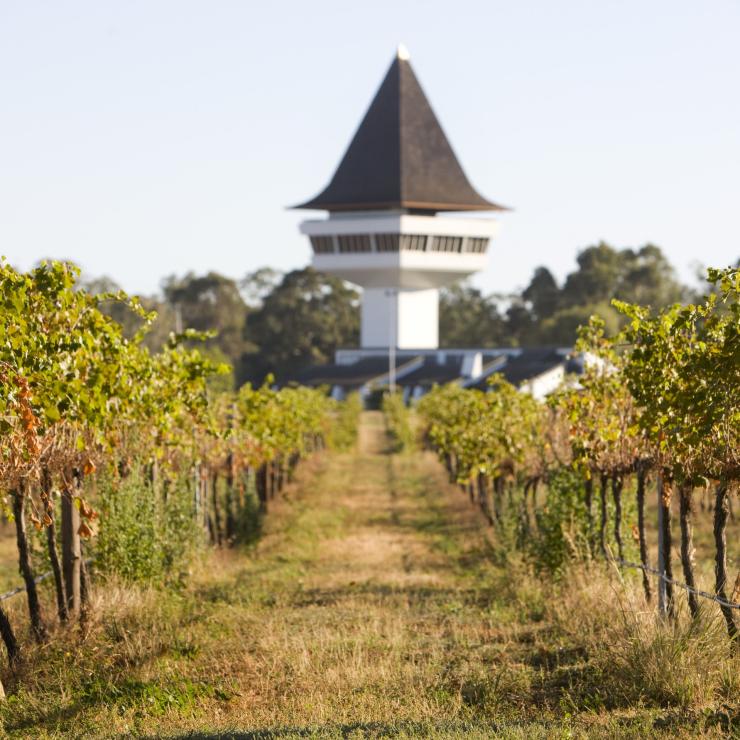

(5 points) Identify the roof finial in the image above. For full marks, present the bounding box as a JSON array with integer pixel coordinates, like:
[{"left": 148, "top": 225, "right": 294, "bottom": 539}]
[{"left": 397, "top": 43, "right": 410, "bottom": 61}]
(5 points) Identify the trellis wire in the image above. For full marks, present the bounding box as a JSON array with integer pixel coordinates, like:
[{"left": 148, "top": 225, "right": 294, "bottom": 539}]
[
  {"left": 0, "top": 558, "right": 94, "bottom": 603},
  {"left": 611, "top": 557, "right": 740, "bottom": 610},
  {"left": 458, "top": 473, "right": 739, "bottom": 613}
]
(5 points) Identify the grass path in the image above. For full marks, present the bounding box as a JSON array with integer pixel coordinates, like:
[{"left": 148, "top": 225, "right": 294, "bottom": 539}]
[
  {"left": 2, "top": 412, "right": 734, "bottom": 737},
  {"left": 173, "top": 410, "right": 513, "bottom": 735}
]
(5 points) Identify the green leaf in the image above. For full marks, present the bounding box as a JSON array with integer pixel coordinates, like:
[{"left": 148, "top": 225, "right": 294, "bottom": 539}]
[{"left": 44, "top": 405, "right": 60, "bottom": 423}]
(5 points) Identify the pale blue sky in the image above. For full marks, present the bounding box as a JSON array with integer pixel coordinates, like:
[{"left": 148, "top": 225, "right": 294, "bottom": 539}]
[{"left": 1, "top": 0, "right": 738, "bottom": 297}]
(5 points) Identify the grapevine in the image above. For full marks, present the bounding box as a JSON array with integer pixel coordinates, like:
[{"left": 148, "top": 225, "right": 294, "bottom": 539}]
[
  {"left": 0, "top": 260, "right": 346, "bottom": 673},
  {"left": 419, "top": 267, "right": 739, "bottom": 638}
]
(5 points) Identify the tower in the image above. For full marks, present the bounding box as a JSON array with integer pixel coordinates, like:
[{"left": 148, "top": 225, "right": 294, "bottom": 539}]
[{"left": 295, "top": 45, "right": 506, "bottom": 350}]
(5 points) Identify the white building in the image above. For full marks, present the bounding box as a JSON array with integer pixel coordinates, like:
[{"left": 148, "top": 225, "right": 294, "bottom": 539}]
[
  {"left": 295, "top": 45, "right": 506, "bottom": 351},
  {"left": 291, "top": 47, "right": 582, "bottom": 401}
]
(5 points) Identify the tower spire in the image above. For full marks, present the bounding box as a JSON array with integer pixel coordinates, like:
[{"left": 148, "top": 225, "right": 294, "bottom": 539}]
[{"left": 295, "top": 48, "right": 506, "bottom": 213}]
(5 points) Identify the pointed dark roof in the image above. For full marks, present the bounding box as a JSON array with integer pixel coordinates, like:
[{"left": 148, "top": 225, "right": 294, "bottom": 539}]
[{"left": 295, "top": 48, "right": 507, "bottom": 214}]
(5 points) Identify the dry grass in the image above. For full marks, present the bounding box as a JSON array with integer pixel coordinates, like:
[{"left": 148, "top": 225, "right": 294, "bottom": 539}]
[
  {"left": 0, "top": 523, "right": 20, "bottom": 593},
  {"left": 0, "top": 412, "right": 736, "bottom": 738}
]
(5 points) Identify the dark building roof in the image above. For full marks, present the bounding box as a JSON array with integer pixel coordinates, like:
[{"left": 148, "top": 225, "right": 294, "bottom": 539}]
[
  {"left": 282, "top": 347, "right": 579, "bottom": 397},
  {"left": 289, "top": 356, "right": 420, "bottom": 391},
  {"left": 295, "top": 49, "right": 507, "bottom": 214},
  {"left": 468, "top": 348, "right": 567, "bottom": 391},
  {"left": 393, "top": 355, "right": 464, "bottom": 387}
]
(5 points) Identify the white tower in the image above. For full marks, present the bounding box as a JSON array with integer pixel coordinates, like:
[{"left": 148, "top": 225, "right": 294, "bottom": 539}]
[{"left": 295, "top": 46, "right": 507, "bottom": 350}]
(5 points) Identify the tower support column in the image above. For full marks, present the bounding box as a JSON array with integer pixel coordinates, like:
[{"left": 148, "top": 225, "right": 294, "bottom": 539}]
[{"left": 361, "top": 288, "right": 438, "bottom": 349}]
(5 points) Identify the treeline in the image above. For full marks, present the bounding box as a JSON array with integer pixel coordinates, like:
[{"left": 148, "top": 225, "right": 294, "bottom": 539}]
[
  {"left": 419, "top": 266, "right": 739, "bottom": 638},
  {"left": 440, "top": 242, "right": 693, "bottom": 347},
  {"left": 88, "top": 267, "right": 359, "bottom": 388},
  {"left": 87, "top": 242, "right": 711, "bottom": 386}
]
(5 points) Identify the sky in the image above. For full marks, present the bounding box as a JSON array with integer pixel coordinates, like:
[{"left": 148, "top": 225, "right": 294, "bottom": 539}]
[{"left": 1, "top": 0, "right": 739, "bottom": 298}]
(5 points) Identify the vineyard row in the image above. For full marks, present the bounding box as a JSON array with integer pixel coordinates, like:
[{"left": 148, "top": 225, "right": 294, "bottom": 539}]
[
  {"left": 417, "top": 267, "right": 739, "bottom": 639},
  {"left": 0, "top": 260, "right": 360, "bottom": 692}
]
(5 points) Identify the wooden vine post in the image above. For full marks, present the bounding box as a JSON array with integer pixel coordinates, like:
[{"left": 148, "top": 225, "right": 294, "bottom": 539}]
[
  {"left": 678, "top": 483, "right": 699, "bottom": 618},
  {"left": 656, "top": 472, "right": 668, "bottom": 618},
  {"left": 635, "top": 465, "right": 651, "bottom": 602},
  {"left": 61, "top": 488, "right": 81, "bottom": 617},
  {"left": 41, "top": 472, "right": 68, "bottom": 623},
  {"left": 714, "top": 481, "right": 737, "bottom": 639},
  {"left": 12, "top": 485, "right": 47, "bottom": 641}
]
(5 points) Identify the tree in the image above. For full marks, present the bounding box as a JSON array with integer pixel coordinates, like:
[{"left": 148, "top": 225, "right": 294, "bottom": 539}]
[
  {"left": 240, "top": 267, "right": 283, "bottom": 307},
  {"left": 515, "top": 243, "right": 689, "bottom": 346},
  {"left": 162, "top": 272, "right": 253, "bottom": 381},
  {"left": 560, "top": 242, "right": 624, "bottom": 308},
  {"left": 522, "top": 267, "right": 560, "bottom": 320},
  {"left": 538, "top": 301, "right": 622, "bottom": 346},
  {"left": 618, "top": 244, "right": 686, "bottom": 308},
  {"left": 559, "top": 242, "right": 686, "bottom": 311},
  {"left": 241, "top": 268, "right": 359, "bottom": 383},
  {"left": 83, "top": 276, "right": 178, "bottom": 352},
  {"left": 505, "top": 301, "right": 536, "bottom": 346},
  {"left": 439, "top": 282, "right": 509, "bottom": 347}
]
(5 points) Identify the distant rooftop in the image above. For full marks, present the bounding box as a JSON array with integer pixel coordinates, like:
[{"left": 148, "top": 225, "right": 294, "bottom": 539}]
[
  {"left": 282, "top": 347, "right": 581, "bottom": 402},
  {"left": 466, "top": 347, "right": 571, "bottom": 390},
  {"left": 295, "top": 47, "right": 507, "bottom": 214},
  {"left": 290, "top": 355, "right": 421, "bottom": 391}
]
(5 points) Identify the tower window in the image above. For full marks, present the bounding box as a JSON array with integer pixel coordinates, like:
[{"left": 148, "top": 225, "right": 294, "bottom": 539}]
[
  {"left": 466, "top": 237, "right": 489, "bottom": 253},
  {"left": 337, "top": 234, "right": 372, "bottom": 253},
  {"left": 375, "top": 234, "right": 400, "bottom": 252},
  {"left": 310, "top": 236, "right": 335, "bottom": 254},
  {"left": 431, "top": 236, "right": 463, "bottom": 253},
  {"left": 400, "top": 234, "right": 428, "bottom": 251}
]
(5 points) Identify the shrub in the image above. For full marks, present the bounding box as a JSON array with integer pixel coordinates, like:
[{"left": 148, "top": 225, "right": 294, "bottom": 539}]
[
  {"left": 382, "top": 392, "right": 414, "bottom": 452},
  {"left": 93, "top": 468, "right": 201, "bottom": 584},
  {"left": 328, "top": 393, "right": 363, "bottom": 451},
  {"left": 526, "top": 468, "right": 591, "bottom": 576}
]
